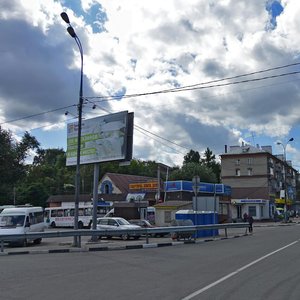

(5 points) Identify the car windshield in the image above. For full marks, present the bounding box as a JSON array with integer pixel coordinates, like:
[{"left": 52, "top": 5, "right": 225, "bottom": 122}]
[
  {"left": 117, "top": 218, "right": 130, "bottom": 225},
  {"left": 0, "top": 215, "right": 25, "bottom": 228}
]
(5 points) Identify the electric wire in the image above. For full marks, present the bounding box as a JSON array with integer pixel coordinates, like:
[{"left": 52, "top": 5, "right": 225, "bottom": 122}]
[
  {"left": 1, "top": 62, "right": 300, "bottom": 160},
  {"left": 1, "top": 62, "right": 300, "bottom": 125},
  {"left": 85, "top": 99, "right": 189, "bottom": 153}
]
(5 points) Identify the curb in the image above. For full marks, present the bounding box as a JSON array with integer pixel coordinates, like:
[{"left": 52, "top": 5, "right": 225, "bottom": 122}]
[{"left": 0, "top": 233, "right": 250, "bottom": 256}]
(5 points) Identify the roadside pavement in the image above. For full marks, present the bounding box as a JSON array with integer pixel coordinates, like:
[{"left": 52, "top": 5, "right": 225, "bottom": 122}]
[{"left": 1, "top": 219, "right": 299, "bottom": 256}]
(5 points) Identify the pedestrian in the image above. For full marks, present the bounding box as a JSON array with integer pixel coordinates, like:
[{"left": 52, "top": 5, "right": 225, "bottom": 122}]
[
  {"left": 274, "top": 210, "right": 278, "bottom": 222},
  {"left": 248, "top": 215, "right": 254, "bottom": 233},
  {"left": 243, "top": 212, "right": 248, "bottom": 222}
]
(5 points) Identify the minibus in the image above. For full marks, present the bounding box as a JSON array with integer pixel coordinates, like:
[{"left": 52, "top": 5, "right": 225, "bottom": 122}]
[
  {"left": 0, "top": 206, "right": 45, "bottom": 246},
  {"left": 44, "top": 206, "right": 93, "bottom": 229}
]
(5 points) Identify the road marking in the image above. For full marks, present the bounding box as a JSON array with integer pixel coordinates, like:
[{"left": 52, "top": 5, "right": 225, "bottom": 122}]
[{"left": 182, "top": 240, "right": 299, "bottom": 300}]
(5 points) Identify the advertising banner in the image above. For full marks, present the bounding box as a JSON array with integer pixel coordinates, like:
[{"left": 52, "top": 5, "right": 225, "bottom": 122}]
[{"left": 66, "top": 111, "right": 132, "bottom": 166}]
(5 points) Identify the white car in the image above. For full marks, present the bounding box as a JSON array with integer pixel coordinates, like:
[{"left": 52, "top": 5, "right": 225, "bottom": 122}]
[{"left": 96, "top": 217, "right": 141, "bottom": 240}]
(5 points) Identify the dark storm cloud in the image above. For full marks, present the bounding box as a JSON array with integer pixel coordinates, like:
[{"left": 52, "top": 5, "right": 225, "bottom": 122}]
[
  {"left": 149, "top": 108, "right": 238, "bottom": 157},
  {"left": 202, "top": 59, "right": 227, "bottom": 78},
  {"left": 0, "top": 17, "right": 94, "bottom": 126}
]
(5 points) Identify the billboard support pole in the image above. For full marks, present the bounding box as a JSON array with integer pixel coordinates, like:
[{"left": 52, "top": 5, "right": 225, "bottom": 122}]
[{"left": 91, "top": 163, "right": 99, "bottom": 241}]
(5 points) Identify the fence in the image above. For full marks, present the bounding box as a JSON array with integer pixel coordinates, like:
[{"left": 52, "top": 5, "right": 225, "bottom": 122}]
[{"left": 0, "top": 222, "right": 250, "bottom": 252}]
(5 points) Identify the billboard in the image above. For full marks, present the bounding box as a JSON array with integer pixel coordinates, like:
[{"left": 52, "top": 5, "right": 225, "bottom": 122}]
[{"left": 66, "top": 111, "right": 133, "bottom": 166}]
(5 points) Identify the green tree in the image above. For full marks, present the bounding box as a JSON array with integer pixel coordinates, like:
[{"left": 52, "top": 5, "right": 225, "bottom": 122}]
[
  {"left": 100, "top": 159, "right": 159, "bottom": 178},
  {"left": 183, "top": 149, "right": 201, "bottom": 164},
  {"left": 16, "top": 148, "right": 77, "bottom": 207},
  {"left": 169, "top": 162, "right": 217, "bottom": 183},
  {"left": 201, "top": 147, "right": 221, "bottom": 183},
  {"left": 201, "top": 148, "right": 215, "bottom": 166},
  {"left": 17, "top": 182, "right": 49, "bottom": 207},
  {"left": 0, "top": 127, "right": 39, "bottom": 204}
]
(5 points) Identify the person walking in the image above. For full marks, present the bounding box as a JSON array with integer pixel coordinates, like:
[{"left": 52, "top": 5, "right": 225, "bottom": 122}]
[
  {"left": 243, "top": 212, "right": 248, "bottom": 222},
  {"left": 248, "top": 215, "right": 254, "bottom": 233}
]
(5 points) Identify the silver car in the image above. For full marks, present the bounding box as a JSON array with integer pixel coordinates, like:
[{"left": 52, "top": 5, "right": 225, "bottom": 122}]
[{"left": 96, "top": 217, "right": 141, "bottom": 240}]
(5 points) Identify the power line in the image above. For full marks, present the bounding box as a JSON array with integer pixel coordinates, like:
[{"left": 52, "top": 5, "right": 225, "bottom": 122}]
[
  {"left": 1, "top": 62, "right": 300, "bottom": 126},
  {"left": 87, "top": 63, "right": 300, "bottom": 101},
  {"left": 1, "top": 66, "right": 299, "bottom": 158},
  {"left": 135, "top": 124, "right": 190, "bottom": 151},
  {"left": 0, "top": 104, "right": 77, "bottom": 126},
  {"left": 134, "top": 126, "right": 186, "bottom": 155},
  {"left": 85, "top": 99, "right": 189, "bottom": 153}
]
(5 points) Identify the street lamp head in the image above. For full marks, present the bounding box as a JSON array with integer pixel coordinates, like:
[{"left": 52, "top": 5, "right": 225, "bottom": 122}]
[
  {"left": 61, "top": 12, "right": 70, "bottom": 24},
  {"left": 289, "top": 137, "right": 294, "bottom": 142},
  {"left": 276, "top": 142, "right": 282, "bottom": 146},
  {"left": 67, "top": 26, "right": 77, "bottom": 38}
]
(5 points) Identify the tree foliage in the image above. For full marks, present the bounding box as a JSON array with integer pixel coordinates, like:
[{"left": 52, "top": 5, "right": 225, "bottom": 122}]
[
  {"left": 0, "top": 127, "right": 39, "bottom": 204},
  {"left": 201, "top": 148, "right": 221, "bottom": 182},
  {"left": 180, "top": 148, "right": 221, "bottom": 182},
  {"left": 32, "top": 148, "right": 74, "bottom": 193},
  {"left": 169, "top": 162, "right": 217, "bottom": 182},
  {"left": 183, "top": 149, "right": 201, "bottom": 164},
  {"left": 0, "top": 126, "right": 222, "bottom": 206}
]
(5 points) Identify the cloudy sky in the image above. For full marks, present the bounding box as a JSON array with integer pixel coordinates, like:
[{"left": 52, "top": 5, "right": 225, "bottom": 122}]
[{"left": 0, "top": 0, "right": 300, "bottom": 169}]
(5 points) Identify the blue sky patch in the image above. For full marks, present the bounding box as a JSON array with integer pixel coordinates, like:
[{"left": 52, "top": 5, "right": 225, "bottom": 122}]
[
  {"left": 266, "top": 0, "right": 284, "bottom": 30},
  {"left": 59, "top": 0, "right": 107, "bottom": 33},
  {"left": 111, "top": 87, "right": 126, "bottom": 100}
]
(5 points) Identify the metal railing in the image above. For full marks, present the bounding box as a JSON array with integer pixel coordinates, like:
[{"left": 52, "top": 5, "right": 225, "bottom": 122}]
[{"left": 0, "top": 222, "right": 250, "bottom": 252}]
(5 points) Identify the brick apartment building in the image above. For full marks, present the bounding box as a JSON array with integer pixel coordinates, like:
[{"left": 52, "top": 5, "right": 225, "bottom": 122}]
[{"left": 220, "top": 144, "right": 298, "bottom": 220}]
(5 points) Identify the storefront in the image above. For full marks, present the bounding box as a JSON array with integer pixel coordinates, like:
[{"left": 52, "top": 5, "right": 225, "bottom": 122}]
[{"left": 231, "top": 199, "right": 270, "bottom": 221}]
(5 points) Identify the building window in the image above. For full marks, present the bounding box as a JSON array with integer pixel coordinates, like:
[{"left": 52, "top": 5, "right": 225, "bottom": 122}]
[
  {"left": 236, "top": 169, "right": 241, "bottom": 176},
  {"left": 100, "top": 180, "right": 113, "bottom": 194},
  {"left": 247, "top": 168, "right": 252, "bottom": 176},
  {"left": 235, "top": 159, "right": 240, "bottom": 166},
  {"left": 248, "top": 206, "right": 256, "bottom": 217},
  {"left": 248, "top": 158, "right": 253, "bottom": 165},
  {"left": 104, "top": 184, "right": 110, "bottom": 194}
]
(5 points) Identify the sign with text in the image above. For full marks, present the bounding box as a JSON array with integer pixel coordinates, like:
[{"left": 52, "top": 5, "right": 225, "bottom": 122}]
[
  {"left": 129, "top": 182, "right": 158, "bottom": 190},
  {"left": 66, "top": 111, "right": 133, "bottom": 166}
]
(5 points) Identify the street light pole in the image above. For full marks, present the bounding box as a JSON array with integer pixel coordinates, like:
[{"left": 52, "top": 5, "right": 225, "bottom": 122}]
[
  {"left": 61, "top": 12, "right": 83, "bottom": 246},
  {"left": 277, "top": 137, "right": 294, "bottom": 223}
]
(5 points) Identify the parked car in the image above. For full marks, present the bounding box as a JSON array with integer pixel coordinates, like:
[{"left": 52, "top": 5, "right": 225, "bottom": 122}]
[
  {"left": 95, "top": 217, "right": 141, "bottom": 240},
  {"left": 129, "top": 219, "right": 168, "bottom": 237}
]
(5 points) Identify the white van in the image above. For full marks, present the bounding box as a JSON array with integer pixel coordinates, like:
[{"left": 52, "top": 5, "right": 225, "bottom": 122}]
[{"left": 0, "top": 206, "right": 45, "bottom": 246}]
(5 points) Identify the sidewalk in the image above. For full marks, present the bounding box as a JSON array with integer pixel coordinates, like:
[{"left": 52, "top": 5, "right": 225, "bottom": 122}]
[
  {"left": 253, "top": 218, "right": 300, "bottom": 227},
  {"left": 1, "top": 220, "right": 299, "bottom": 256},
  {"left": 1, "top": 226, "right": 250, "bottom": 256}
]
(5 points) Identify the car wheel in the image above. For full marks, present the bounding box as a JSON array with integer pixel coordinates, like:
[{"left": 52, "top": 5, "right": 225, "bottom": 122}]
[
  {"left": 34, "top": 238, "right": 42, "bottom": 245},
  {"left": 78, "top": 221, "right": 84, "bottom": 229},
  {"left": 22, "top": 239, "right": 28, "bottom": 247},
  {"left": 171, "top": 233, "right": 177, "bottom": 240},
  {"left": 50, "top": 221, "right": 56, "bottom": 228},
  {"left": 121, "top": 234, "right": 129, "bottom": 240}
]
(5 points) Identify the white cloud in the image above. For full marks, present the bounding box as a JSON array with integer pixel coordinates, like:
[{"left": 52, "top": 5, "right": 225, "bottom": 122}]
[{"left": 0, "top": 0, "right": 300, "bottom": 168}]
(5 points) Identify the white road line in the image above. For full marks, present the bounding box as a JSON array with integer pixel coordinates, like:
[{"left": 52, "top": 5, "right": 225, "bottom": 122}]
[{"left": 182, "top": 240, "right": 299, "bottom": 300}]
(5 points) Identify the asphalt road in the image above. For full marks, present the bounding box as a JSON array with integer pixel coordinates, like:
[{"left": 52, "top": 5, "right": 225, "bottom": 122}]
[{"left": 1, "top": 224, "right": 300, "bottom": 300}]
